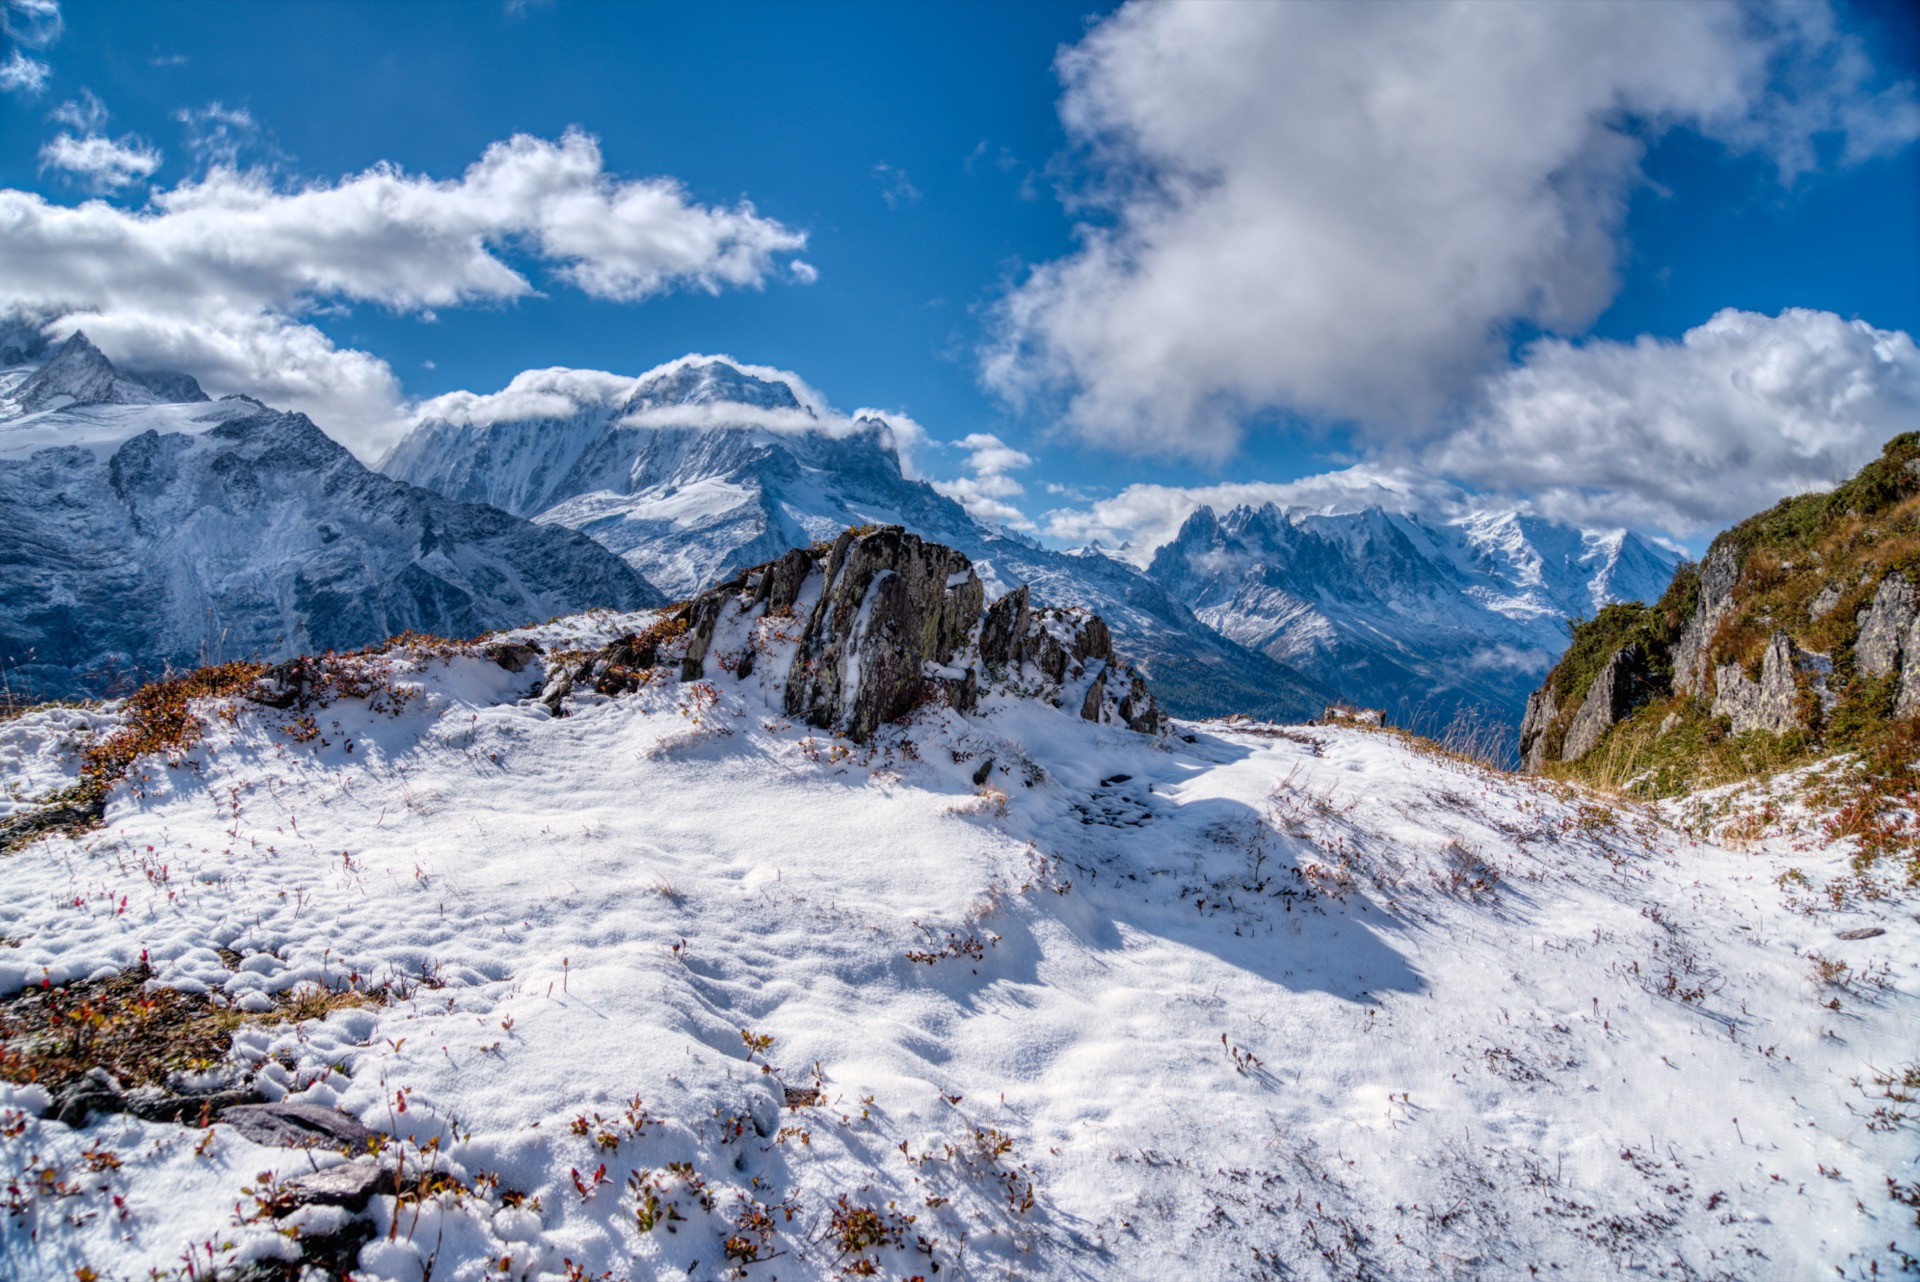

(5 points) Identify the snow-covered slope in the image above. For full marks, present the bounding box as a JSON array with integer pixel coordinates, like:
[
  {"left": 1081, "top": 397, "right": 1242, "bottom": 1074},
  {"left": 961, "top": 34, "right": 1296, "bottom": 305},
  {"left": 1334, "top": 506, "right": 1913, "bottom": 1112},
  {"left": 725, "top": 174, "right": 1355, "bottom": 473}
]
[
  {"left": 385, "top": 357, "right": 1333, "bottom": 722},
  {"left": 0, "top": 336, "right": 663, "bottom": 700},
  {"left": 0, "top": 605, "right": 1911, "bottom": 1279},
  {"left": 1148, "top": 503, "right": 1679, "bottom": 733}
]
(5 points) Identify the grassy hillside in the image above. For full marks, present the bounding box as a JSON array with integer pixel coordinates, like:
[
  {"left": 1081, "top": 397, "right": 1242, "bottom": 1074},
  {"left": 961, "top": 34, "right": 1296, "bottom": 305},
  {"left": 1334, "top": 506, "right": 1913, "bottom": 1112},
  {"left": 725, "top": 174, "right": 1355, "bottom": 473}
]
[{"left": 1532, "top": 432, "right": 1920, "bottom": 879}]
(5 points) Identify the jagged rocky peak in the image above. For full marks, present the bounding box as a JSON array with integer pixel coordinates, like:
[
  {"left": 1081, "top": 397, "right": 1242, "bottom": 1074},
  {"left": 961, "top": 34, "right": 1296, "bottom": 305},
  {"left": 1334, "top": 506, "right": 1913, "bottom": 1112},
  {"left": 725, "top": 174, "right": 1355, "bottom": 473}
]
[
  {"left": 9, "top": 331, "right": 209, "bottom": 413},
  {"left": 540, "top": 526, "right": 1162, "bottom": 742}
]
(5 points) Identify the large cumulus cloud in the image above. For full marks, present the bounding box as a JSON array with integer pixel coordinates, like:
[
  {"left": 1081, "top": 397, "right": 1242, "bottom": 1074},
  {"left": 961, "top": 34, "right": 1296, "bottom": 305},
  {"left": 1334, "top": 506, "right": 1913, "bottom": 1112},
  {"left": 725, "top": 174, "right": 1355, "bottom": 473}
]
[{"left": 985, "top": 0, "right": 1919, "bottom": 459}]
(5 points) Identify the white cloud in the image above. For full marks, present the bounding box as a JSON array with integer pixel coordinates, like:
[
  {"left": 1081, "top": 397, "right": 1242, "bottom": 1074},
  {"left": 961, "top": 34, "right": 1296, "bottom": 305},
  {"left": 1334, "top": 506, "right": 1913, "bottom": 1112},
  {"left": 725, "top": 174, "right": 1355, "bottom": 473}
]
[
  {"left": 933, "top": 431, "right": 1036, "bottom": 530},
  {"left": 175, "top": 102, "right": 264, "bottom": 170},
  {"left": 0, "top": 130, "right": 811, "bottom": 458},
  {"left": 1042, "top": 465, "right": 1468, "bottom": 563},
  {"left": 873, "top": 163, "right": 921, "bottom": 210},
  {"left": 985, "top": 0, "right": 1920, "bottom": 458},
  {"left": 1429, "top": 307, "right": 1920, "bottom": 537},
  {"left": 39, "top": 131, "right": 161, "bottom": 190},
  {"left": 1041, "top": 308, "right": 1920, "bottom": 554},
  {"left": 0, "top": 48, "right": 46, "bottom": 94},
  {"left": 2, "top": 0, "right": 61, "bottom": 49}
]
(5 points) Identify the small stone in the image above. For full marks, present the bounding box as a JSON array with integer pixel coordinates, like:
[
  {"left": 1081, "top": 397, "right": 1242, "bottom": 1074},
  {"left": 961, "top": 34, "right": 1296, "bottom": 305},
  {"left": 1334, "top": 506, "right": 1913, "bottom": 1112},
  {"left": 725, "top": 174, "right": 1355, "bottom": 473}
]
[
  {"left": 279, "top": 1160, "right": 389, "bottom": 1213},
  {"left": 219, "top": 1102, "right": 383, "bottom": 1153},
  {"left": 1834, "top": 926, "right": 1885, "bottom": 941}
]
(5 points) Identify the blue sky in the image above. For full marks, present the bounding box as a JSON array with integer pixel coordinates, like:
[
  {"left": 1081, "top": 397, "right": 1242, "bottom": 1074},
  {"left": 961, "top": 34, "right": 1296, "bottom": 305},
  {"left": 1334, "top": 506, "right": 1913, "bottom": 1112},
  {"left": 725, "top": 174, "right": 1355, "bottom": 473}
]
[{"left": 2, "top": 0, "right": 1918, "bottom": 554}]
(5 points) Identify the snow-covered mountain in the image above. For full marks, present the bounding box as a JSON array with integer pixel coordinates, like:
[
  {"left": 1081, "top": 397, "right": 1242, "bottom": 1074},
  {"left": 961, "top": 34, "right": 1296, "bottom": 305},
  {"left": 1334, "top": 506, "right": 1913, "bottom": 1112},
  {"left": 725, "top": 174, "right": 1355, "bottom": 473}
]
[
  {"left": 1147, "top": 503, "right": 1679, "bottom": 732},
  {"left": 0, "top": 334, "right": 663, "bottom": 699},
  {"left": 385, "top": 357, "right": 1334, "bottom": 722}
]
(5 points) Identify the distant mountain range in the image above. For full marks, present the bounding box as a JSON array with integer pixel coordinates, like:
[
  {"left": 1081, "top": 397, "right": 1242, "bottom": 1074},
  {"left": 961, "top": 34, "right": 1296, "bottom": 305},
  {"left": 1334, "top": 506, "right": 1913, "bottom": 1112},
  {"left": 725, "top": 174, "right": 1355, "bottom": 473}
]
[
  {"left": 386, "top": 356, "right": 1676, "bottom": 731},
  {"left": 1146, "top": 502, "right": 1678, "bottom": 730},
  {"left": 2, "top": 335, "right": 1676, "bottom": 727},
  {"left": 0, "top": 334, "right": 661, "bottom": 699}
]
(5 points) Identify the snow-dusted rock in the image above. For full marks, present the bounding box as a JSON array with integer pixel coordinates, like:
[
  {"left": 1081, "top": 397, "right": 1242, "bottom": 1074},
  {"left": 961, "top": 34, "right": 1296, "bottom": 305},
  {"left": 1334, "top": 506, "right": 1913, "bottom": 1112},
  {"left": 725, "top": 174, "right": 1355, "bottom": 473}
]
[
  {"left": 784, "top": 526, "right": 985, "bottom": 740},
  {"left": 539, "top": 526, "right": 1160, "bottom": 742}
]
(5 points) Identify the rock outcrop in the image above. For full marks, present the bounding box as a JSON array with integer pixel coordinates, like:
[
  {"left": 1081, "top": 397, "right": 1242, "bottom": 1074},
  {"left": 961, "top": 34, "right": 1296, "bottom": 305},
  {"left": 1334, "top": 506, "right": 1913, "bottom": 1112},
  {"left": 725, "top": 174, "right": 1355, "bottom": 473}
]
[
  {"left": 540, "top": 526, "right": 1162, "bottom": 741},
  {"left": 1854, "top": 574, "right": 1915, "bottom": 678},
  {"left": 1559, "top": 645, "right": 1655, "bottom": 763},
  {"left": 1517, "top": 683, "right": 1557, "bottom": 772},
  {"left": 1711, "top": 631, "right": 1805, "bottom": 736},
  {"left": 1672, "top": 542, "right": 1741, "bottom": 697},
  {"left": 783, "top": 526, "right": 985, "bottom": 740}
]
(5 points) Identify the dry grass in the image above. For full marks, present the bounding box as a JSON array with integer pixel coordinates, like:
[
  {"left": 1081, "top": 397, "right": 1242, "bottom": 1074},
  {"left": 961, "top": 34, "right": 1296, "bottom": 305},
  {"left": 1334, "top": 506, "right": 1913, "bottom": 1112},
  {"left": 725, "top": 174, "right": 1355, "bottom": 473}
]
[{"left": 0, "top": 966, "right": 382, "bottom": 1095}]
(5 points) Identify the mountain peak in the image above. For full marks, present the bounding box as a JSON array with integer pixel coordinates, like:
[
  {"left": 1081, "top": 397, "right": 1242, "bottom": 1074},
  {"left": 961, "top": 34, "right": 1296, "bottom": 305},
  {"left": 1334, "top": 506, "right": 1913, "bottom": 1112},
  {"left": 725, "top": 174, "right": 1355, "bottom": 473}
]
[
  {"left": 625, "top": 357, "right": 811, "bottom": 417},
  {"left": 9, "top": 331, "right": 209, "bottom": 414}
]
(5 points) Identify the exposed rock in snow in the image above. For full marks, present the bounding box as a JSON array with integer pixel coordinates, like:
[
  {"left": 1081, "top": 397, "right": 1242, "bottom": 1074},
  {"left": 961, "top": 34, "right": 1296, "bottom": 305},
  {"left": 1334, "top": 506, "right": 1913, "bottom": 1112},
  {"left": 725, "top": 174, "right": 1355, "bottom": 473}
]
[
  {"left": 539, "top": 526, "right": 1161, "bottom": 742},
  {"left": 785, "top": 526, "right": 985, "bottom": 739}
]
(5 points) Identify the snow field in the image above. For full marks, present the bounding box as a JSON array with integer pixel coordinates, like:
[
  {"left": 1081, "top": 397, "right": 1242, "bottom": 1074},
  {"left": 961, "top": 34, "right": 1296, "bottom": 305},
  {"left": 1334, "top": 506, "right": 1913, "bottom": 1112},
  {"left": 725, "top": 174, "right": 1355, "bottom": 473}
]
[{"left": 0, "top": 635, "right": 1914, "bottom": 1280}]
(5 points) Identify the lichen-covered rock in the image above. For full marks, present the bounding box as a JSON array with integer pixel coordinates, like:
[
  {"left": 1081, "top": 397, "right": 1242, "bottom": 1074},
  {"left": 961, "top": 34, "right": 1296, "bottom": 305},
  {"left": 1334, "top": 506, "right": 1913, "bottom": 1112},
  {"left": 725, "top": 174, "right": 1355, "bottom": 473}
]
[
  {"left": 1560, "top": 644, "right": 1654, "bottom": 763},
  {"left": 784, "top": 526, "right": 985, "bottom": 740},
  {"left": 1854, "top": 574, "right": 1916, "bottom": 679},
  {"left": 1673, "top": 542, "right": 1741, "bottom": 697},
  {"left": 1712, "top": 631, "right": 1803, "bottom": 736},
  {"left": 1517, "top": 682, "right": 1558, "bottom": 773}
]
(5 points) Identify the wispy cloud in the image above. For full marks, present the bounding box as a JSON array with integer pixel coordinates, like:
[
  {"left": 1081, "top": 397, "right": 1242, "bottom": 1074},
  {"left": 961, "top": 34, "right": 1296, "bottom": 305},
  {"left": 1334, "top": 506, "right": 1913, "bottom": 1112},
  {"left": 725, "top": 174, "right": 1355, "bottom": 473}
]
[
  {"left": 0, "top": 0, "right": 58, "bottom": 96},
  {"left": 872, "top": 162, "right": 921, "bottom": 210},
  {"left": 0, "top": 46, "right": 45, "bottom": 94},
  {"left": 39, "top": 90, "right": 161, "bottom": 191}
]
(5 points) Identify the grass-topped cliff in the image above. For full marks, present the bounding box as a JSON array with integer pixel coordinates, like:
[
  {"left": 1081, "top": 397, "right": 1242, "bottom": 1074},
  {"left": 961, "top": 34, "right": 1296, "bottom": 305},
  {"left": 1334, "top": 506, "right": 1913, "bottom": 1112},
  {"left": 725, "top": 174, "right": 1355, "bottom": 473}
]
[{"left": 1522, "top": 432, "right": 1920, "bottom": 879}]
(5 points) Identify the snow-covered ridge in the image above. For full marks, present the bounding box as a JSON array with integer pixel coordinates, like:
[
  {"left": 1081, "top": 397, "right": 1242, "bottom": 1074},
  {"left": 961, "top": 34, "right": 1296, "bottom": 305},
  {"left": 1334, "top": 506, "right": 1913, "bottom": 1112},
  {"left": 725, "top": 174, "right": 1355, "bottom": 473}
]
[{"left": 0, "top": 599, "right": 1910, "bottom": 1278}]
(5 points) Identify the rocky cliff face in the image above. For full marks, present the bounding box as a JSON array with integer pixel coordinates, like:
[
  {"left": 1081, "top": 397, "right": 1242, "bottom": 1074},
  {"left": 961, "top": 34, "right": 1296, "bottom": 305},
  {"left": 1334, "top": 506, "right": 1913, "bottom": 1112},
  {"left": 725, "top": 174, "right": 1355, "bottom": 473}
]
[
  {"left": 0, "top": 335, "right": 663, "bottom": 699},
  {"left": 1517, "top": 432, "right": 1920, "bottom": 790},
  {"left": 540, "top": 526, "right": 1161, "bottom": 742}
]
